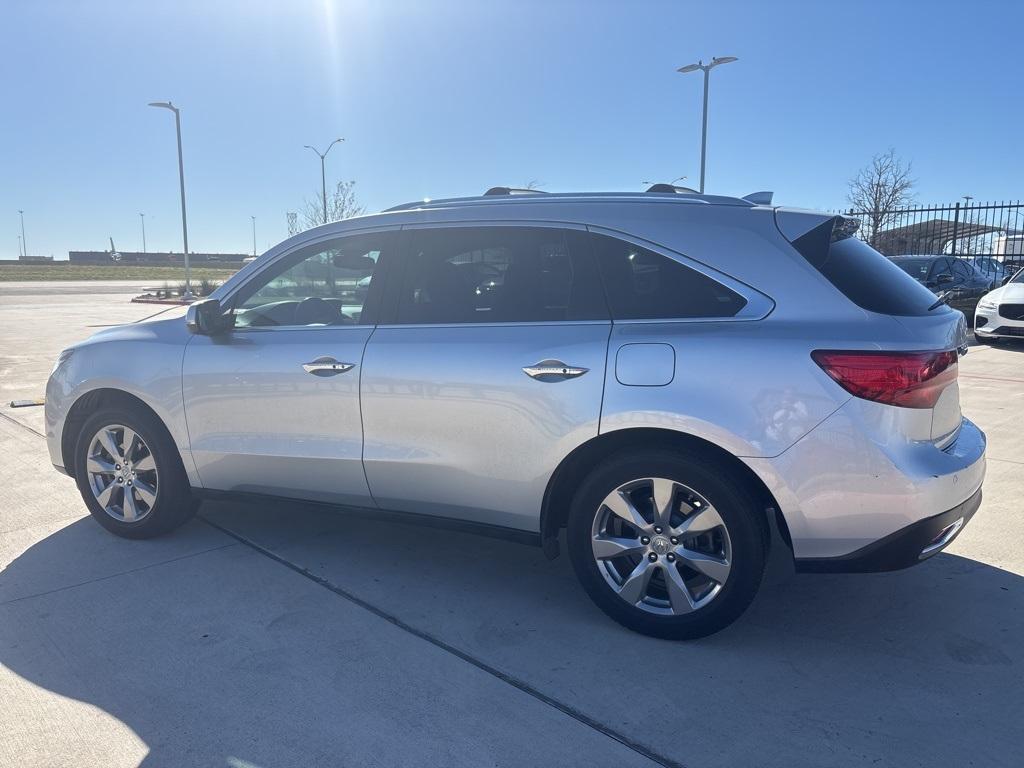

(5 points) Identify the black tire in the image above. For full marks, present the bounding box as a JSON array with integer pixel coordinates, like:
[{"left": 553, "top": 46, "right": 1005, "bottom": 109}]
[
  {"left": 73, "top": 405, "right": 196, "bottom": 539},
  {"left": 567, "top": 449, "right": 767, "bottom": 640}
]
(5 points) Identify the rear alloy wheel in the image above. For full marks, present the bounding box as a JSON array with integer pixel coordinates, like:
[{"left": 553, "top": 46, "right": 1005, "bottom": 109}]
[
  {"left": 568, "top": 450, "right": 767, "bottom": 639},
  {"left": 74, "top": 406, "right": 196, "bottom": 538},
  {"left": 591, "top": 478, "right": 732, "bottom": 616}
]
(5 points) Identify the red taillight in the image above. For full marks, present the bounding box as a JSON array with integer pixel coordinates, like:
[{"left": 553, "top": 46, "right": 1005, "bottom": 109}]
[{"left": 811, "top": 350, "right": 958, "bottom": 409}]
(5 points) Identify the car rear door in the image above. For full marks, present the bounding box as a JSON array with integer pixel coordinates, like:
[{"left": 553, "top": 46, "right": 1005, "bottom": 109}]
[
  {"left": 181, "top": 229, "right": 396, "bottom": 505},
  {"left": 360, "top": 223, "right": 610, "bottom": 532}
]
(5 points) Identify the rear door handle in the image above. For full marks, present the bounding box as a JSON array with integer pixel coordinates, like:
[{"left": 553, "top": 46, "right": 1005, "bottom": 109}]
[
  {"left": 302, "top": 357, "right": 356, "bottom": 376},
  {"left": 522, "top": 359, "right": 589, "bottom": 381}
]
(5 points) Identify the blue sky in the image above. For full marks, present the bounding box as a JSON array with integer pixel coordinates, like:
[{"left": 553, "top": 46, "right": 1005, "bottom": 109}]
[{"left": 3, "top": 0, "right": 1022, "bottom": 259}]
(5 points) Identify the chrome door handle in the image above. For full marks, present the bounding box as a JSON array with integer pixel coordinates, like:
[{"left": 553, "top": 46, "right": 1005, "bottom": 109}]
[
  {"left": 522, "top": 359, "right": 589, "bottom": 381},
  {"left": 302, "top": 357, "right": 356, "bottom": 376}
]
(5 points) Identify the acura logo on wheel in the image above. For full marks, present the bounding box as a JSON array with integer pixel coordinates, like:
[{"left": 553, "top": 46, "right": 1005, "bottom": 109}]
[{"left": 651, "top": 536, "right": 671, "bottom": 555}]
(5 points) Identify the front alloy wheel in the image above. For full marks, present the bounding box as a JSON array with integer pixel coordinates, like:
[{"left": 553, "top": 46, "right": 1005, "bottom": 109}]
[
  {"left": 86, "top": 424, "right": 160, "bottom": 523},
  {"left": 74, "top": 405, "right": 196, "bottom": 539}
]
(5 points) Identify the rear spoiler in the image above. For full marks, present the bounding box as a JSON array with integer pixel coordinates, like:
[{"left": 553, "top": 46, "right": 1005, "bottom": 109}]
[{"left": 777, "top": 212, "right": 862, "bottom": 269}]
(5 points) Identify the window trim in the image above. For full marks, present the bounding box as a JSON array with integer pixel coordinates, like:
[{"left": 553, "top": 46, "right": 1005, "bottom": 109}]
[
  {"left": 585, "top": 225, "right": 774, "bottom": 323},
  {"left": 377, "top": 220, "right": 610, "bottom": 328},
  {"left": 221, "top": 226, "right": 399, "bottom": 332}
]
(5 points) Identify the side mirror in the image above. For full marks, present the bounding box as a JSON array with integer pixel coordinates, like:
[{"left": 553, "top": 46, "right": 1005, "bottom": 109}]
[
  {"left": 186, "top": 298, "right": 234, "bottom": 335},
  {"left": 936, "top": 273, "right": 954, "bottom": 285}
]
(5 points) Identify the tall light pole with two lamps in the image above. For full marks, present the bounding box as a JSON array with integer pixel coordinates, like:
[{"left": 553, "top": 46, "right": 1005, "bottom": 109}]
[
  {"left": 148, "top": 100, "right": 193, "bottom": 300},
  {"left": 676, "top": 56, "right": 738, "bottom": 194},
  {"left": 304, "top": 138, "right": 344, "bottom": 225}
]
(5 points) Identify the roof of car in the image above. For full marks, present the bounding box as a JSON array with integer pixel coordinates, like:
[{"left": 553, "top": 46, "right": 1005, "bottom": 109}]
[{"left": 383, "top": 190, "right": 765, "bottom": 213}]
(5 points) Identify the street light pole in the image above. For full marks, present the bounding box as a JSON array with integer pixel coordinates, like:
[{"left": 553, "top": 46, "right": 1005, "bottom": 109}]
[
  {"left": 304, "top": 138, "right": 344, "bottom": 225},
  {"left": 251, "top": 216, "right": 257, "bottom": 256},
  {"left": 139, "top": 212, "right": 147, "bottom": 253},
  {"left": 148, "top": 101, "right": 193, "bottom": 300},
  {"left": 676, "top": 56, "right": 738, "bottom": 194},
  {"left": 17, "top": 210, "right": 27, "bottom": 258},
  {"left": 17, "top": 234, "right": 23, "bottom": 258}
]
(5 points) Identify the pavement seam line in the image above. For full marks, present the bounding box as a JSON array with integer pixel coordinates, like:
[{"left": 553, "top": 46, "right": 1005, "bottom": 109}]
[
  {"left": 0, "top": 409, "right": 46, "bottom": 439},
  {"left": 0, "top": 541, "right": 240, "bottom": 607},
  {"left": 198, "top": 514, "right": 685, "bottom": 768}
]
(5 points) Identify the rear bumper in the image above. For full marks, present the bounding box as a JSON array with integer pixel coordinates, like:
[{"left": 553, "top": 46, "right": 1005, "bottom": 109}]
[
  {"left": 743, "top": 405, "right": 986, "bottom": 561},
  {"left": 794, "top": 487, "right": 981, "bottom": 573}
]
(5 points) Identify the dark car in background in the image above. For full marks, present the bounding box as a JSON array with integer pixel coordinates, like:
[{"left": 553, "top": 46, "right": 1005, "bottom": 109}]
[{"left": 890, "top": 255, "right": 995, "bottom": 317}]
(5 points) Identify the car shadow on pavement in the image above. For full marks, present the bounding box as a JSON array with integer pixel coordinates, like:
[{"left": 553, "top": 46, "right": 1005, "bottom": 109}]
[
  {"left": 6, "top": 505, "right": 1024, "bottom": 768},
  {"left": 1, "top": 505, "right": 1021, "bottom": 767}
]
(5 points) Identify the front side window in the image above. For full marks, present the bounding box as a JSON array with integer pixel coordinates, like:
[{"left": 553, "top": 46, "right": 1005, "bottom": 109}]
[
  {"left": 233, "top": 232, "right": 391, "bottom": 327},
  {"left": 396, "top": 227, "right": 606, "bottom": 324},
  {"left": 951, "top": 259, "right": 973, "bottom": 283},
  {"left": 929, "top": 259, "right": 953, "bottom": 281},
  {"left": 591, "top": 233, "right": 747, "bottom": 320}
]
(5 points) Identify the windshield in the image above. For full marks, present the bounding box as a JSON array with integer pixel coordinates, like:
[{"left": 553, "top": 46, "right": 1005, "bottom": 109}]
[{"left": 1013, "top": 267, "right": 1024, "bottom": 284}]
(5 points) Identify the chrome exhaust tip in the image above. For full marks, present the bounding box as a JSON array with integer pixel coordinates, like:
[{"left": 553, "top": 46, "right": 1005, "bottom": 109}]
[{"left": 919, "top": 517, "right": 965, "bottom": 560}]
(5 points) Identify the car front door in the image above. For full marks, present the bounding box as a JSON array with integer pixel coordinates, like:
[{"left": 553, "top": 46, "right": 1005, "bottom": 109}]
[
  {"left": 181, "top": 229, "right": 395, "bottom": 505},
  {"left": 360, "top": 223, "right": 611, "bottom": 532}
]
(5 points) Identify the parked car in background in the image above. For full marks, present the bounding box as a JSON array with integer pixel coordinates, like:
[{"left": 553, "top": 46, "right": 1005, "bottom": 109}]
[
  {"left": 965, "top": 256, "right": 1008, "bottom": 287},
  {"left": 974, "top": 267, "right": 1024, "bottom": 343},
  {"left": 45, "top": 189, "right": 985, "bottom": 639},
  {"left": 890, "top": 255, "right": 993, "bottom": 317}
]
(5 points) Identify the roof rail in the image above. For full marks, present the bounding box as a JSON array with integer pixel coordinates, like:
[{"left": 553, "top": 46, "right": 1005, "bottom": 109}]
[
  {"left": 645, "top": 183, "right": 701, "bottom": 194},
  {"left": 483, "top": 186, "right": 548, "bottom": 196}
]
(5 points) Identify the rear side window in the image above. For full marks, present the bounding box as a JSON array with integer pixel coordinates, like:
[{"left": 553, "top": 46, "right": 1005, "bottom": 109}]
[
  {"left": 397, "top": 226, "right": 607, "bottom": 324},
  {"left": 792, "top": 221, "right": 939, "bottom": 316},
  {"left": 591, "top": 233, "right": 747, "bottom": 320}
]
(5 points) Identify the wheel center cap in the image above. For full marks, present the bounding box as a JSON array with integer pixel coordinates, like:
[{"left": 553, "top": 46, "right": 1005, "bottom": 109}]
[{"left": 650, "top": 536, "right": 671, "bottom": 555}]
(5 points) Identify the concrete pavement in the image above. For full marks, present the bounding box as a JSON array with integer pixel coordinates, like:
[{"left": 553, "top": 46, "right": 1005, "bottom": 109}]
[{"left": 1, "top": 283, "right": 1022, "bottom": 767}]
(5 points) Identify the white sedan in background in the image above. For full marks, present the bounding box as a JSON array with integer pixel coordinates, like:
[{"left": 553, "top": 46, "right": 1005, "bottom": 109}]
[{"left": 975, "top": 267, "right": 1024, "bottom": 343}]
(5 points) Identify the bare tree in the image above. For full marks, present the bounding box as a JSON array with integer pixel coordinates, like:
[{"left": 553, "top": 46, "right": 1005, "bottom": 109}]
[
  {"left": 287, "top": 180, "right": 366, "bottom": 235},
  {"left": 847, "top": 149, "right": 915, "bottom": 246}
]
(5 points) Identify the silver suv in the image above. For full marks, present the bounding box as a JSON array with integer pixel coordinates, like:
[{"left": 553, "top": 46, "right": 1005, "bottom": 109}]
[{"left": 45, "top": 188, "right": 986, "bottom": 638}]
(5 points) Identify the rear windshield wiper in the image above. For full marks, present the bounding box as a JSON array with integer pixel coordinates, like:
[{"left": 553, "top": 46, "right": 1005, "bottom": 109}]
[{"left": 928, "top": 291, "right": 951, "bottom": 311}]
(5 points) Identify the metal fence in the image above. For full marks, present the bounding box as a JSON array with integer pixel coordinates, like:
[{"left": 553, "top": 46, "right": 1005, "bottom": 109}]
[{"left": 842, "top": 200, "right": 1024, "bottom": 269}]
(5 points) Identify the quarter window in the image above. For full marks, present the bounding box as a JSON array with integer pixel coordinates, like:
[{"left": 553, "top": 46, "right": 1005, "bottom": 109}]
[
  {"left": 591, "top": 233, "right": 747, "bottom": 320},
  {"left": 396, "top": 227, "right": 607, "bottom": 324},
  {"left": 233, "top": 232, "right": 391, "bottom": 327}
]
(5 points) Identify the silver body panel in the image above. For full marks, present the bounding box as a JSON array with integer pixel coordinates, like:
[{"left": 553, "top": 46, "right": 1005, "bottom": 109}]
[
  {"left": 361, "top": 322, "right": 609, "bottom": 529},
  {"left": 181, "top": 326, "right": 372, "bottom": 505},
  {"left": 46, "top": 193, "right": 987, "bottom": 561}
]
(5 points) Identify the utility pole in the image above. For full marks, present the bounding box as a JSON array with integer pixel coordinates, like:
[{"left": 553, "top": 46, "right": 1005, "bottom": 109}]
[
  {"left": 148, "top": 101, "right": 193, "bottom": 300},
  {"left": 676, "top": 57, "right": 738, "bottom": 194},
  {"left": 304, "top": 138, "right": 344, "bottom": 224},
  {"left": 139, "top": 212, "right": 147, "bottom": 253},
  {"left": 251, "top": 216, "right": 257, "bottom": 256},
  {"left": 18, "top": 210, "right": 27, "bottom": 257}
]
